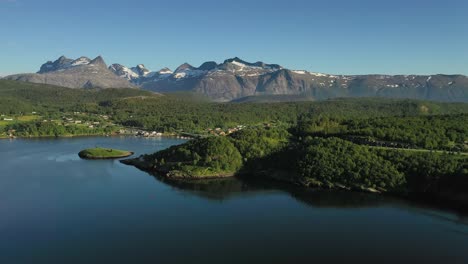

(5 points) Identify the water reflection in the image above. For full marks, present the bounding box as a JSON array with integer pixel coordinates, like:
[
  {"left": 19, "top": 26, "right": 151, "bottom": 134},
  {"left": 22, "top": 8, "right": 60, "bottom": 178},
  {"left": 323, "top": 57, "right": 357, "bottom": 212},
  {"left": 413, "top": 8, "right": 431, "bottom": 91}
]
[
  {"left": 1, "top": 137, "right": 467, "bottom": 263},
  {"left": 143, "top": 171, "right": 468, "bottom": 225}
]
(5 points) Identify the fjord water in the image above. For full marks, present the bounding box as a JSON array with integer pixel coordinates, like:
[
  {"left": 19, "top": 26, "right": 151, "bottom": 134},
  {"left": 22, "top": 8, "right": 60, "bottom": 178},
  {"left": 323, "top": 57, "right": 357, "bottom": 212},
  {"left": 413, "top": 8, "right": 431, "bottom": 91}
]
[{"left": 0, "top": 137, "right": 467, "bottom": 263}]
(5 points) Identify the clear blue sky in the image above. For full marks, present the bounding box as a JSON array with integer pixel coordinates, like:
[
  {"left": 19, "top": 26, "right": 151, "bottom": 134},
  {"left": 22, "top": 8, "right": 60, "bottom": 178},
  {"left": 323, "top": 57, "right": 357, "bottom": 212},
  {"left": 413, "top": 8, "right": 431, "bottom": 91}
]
[{"left": 1, "top": 0, "right": 467, "bottom": 76}]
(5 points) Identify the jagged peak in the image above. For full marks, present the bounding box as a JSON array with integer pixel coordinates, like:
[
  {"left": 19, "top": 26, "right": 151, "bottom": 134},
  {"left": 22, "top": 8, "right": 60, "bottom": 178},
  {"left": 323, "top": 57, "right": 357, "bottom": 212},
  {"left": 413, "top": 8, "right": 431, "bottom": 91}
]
[
  {"left": 222, "top": 57, "right": 281, "bottom": 70},
  {"left": 71, "top": 56, "right": 91, "bottom": 66},
  {"left": 224, "top": 57, "right": 249, "bottom": 65},
  {"left": 56, "top": 55, "right": 71, "bottom": 62},
  {"left": 175, "top": 63, "right": 195, "bottom": 72},
  {"left": 198, "top": 61, "right": 218, "bottom": 71},
  {"left": 38, "top": 55, "right": 73, "bottom": 73},
  {"left": 109, "top": 63, "right": 125, "bottom": 68},
  {"left": 89, "top": 56, "right": 106, "bottom": 67}
]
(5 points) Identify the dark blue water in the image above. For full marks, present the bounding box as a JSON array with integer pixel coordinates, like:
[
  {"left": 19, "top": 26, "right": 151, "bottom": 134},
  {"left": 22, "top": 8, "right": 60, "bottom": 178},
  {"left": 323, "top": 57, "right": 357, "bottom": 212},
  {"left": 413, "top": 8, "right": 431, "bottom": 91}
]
[{"left": 0, "top": 137, "right": 467, "bottom": 264}]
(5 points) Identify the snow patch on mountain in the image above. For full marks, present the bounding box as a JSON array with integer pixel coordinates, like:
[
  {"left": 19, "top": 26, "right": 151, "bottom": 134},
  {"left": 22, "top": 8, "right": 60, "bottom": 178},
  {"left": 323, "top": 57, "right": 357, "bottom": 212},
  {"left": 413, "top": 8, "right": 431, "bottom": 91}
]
[
  {"left": 71, "top": 57, "right": 91, "bottom": 66},
  {"left": 174, "top": 69, "right": 206, "bottom": 79},
  {"left": 309, "top": 72, "right": 328, "bottom": 77},
  {"left": 158, "top": 68, "right": 173, "bottom": 75},
  {"left": 292, "top": 70, "right": 307, "bottom": 74}
]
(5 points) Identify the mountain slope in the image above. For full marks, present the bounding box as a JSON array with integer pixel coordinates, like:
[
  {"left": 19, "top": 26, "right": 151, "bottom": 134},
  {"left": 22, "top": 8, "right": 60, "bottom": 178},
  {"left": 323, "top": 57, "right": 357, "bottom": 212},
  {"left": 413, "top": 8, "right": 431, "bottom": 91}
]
[
  {"left": 138, "top": 58, "right": 468, "bottom": 102},
  {"left": 4, "top": 56, "right": 468, "bottom": 102},
  {"left": 5, "top": 56, "right": 134, "bottom": 89}
]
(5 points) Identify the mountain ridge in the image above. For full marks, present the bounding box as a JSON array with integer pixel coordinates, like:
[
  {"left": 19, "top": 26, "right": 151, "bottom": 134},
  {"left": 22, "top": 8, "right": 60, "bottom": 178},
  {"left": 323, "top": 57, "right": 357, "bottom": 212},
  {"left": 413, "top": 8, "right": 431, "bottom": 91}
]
[
  {"left": 3, "top": 56, "right": 468, "bottom": 102},
  {"left": 5, "top": 55, "right": 135, "bottom": 89}
]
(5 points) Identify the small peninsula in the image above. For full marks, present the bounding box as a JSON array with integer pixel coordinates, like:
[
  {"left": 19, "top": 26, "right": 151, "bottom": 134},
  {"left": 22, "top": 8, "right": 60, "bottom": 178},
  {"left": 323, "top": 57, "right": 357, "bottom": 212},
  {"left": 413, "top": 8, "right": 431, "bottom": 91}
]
[
  {"left": 121, "top": 123, "right": 468, "bottom": 208},
  {"left": 79, "top": 148, "right": 134, "bottom": 160}
]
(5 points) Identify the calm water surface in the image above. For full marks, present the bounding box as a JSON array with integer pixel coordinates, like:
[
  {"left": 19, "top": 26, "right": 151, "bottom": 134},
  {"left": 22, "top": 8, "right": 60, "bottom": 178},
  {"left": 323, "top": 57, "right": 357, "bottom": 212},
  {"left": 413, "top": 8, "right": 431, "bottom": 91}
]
[{"left": 0, "top": 137, "right": 467, "bottom": 264}]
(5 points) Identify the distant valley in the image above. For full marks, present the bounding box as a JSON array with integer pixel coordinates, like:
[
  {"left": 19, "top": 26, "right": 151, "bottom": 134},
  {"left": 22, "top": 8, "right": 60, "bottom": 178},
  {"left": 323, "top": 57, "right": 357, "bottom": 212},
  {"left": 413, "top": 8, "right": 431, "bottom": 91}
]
[{"left": 4, "top": 56, "right": 468, "bottom": 102}]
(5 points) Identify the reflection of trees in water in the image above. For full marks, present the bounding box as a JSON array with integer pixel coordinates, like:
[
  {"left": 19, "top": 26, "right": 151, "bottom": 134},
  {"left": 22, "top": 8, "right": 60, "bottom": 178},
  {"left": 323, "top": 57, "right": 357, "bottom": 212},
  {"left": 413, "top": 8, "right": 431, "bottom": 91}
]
[
  {"left": 148, "top": 172, "right": 257, "bottom": 200},
  {"left": 288, "top": 188, "right": 392, "bottom": 208},
  {"left": 148, "top": 172, "right": 394, "bottom": 208},
  {"left": 146, "top": 172, "right": 468, "bottom": 222}
]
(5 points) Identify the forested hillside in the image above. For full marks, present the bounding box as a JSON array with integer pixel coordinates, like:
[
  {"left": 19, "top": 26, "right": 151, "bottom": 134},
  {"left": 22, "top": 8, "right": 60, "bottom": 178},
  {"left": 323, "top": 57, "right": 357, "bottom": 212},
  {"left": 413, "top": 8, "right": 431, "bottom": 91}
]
[{"left": 2, "top": 80, "right": 468, "bottom": 138}]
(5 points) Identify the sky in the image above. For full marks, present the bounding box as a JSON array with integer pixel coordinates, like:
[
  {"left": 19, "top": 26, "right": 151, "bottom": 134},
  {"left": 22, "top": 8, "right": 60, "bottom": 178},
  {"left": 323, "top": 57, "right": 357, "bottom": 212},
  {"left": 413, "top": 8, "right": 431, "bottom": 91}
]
[{"left": 0, "top": 0, "right": 467, "bottom": 76}]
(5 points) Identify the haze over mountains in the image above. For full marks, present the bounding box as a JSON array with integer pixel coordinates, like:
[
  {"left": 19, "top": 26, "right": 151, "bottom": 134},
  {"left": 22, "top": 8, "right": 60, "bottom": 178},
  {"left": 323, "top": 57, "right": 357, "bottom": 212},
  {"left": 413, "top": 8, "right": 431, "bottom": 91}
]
[{"left": 4, "top": 56, "right": 468, "bottom": 102}]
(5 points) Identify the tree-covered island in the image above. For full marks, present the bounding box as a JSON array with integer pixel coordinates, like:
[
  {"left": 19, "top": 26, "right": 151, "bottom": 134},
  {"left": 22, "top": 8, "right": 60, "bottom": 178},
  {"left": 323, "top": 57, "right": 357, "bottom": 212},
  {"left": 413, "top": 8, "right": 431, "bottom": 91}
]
[{"left": 79, "top": 148, "right": 134, "bottom": 159}]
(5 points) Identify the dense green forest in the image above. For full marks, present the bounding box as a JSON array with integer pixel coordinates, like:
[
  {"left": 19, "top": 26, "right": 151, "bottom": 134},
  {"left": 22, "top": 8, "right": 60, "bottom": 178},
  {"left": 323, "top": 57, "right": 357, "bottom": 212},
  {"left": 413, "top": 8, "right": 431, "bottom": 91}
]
[
  {"left": 5, "top": 121, "right": 116, "bottom": 137},
  {"left": 2, "top": 80, "right": 468, "bottom": 138},
  {"left": 0, "top": 80, "right": 156, "bottom": 114},
  {"left": 142, "top": 136, "right": 243, "bottom": 177},
  {"left": 1, "top": 80, "right": 468, "bottom": 206},
  {"left": 296, "top": 114, "right": 468, "bottom": 151},
  {"left": 128, "top": 125, "right": 467, "bottom": 206}
]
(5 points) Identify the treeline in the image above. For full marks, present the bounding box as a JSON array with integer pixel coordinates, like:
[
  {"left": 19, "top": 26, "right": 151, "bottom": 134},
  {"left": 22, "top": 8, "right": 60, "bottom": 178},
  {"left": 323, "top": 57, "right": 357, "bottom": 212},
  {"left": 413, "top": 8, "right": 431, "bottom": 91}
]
[
  {"left": 107, "top": 96, "right": 468, "bottom": 133},
  {"left": 3, "top": 121, "right": 116, "bottom": 137},
  {"left": 2, "top": 80, "right": 468, "bottom": 135},
  {"left": 144, "top": 136, "right": 243, "bottom": 177},
  {"left": 0, "top": 80, "right": 154, "bottom": 114},
  {"left": 296, "top": 114, "right": 468, "bottom": 151},
  {"left": 141, "top": 127, "right": 289, "bottom": 177},
  {"left": 263, "top": 136, "right": 466, "bottom": 193},
  {"left": 371, "top": 149, "right": 467, "bottom": 196},
  {"left": 133, "top": 126, "right": 467, "bottom": 207}
]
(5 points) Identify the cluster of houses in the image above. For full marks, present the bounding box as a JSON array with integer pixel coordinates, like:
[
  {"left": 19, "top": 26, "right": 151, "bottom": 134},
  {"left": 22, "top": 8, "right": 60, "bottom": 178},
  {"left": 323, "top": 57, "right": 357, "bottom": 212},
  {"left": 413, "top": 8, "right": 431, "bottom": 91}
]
[
  {"left": 207, "top": 125, "right": 246, "bottom": 136},
  {"left": 119, "top": 129, "right": 191, "bottom": 139},
  {"left": 135, "top": 130, "right": 163, "bottom": 137},
  {"left": 61, "top": 116, "right": 102, "bottom": 128}
]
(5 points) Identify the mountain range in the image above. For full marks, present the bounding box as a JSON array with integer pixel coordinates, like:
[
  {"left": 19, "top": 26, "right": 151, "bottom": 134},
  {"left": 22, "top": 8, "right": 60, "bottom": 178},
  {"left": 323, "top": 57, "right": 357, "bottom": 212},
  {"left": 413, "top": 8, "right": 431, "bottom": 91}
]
[
  {"left": 3, "top": 56, "right": 468, "bottom": 102},
  {"left": 5, "top": 56, "right": 133, "bottom": 89}
]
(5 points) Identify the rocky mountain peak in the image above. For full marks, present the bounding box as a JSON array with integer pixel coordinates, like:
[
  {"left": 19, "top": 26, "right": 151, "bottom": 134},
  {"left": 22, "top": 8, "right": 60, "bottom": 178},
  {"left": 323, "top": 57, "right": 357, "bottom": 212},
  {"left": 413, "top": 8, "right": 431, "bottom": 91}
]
[
  {"left": 223, "top": 57, "right": 248, "bottom": 65},
  {"left": 89, "top": 56, "right": 107, "bottom": 67},
  {"left": 57, "top": 55, "right": 72, "bottom": 63},
  {"left": 9, "top": 55, "right": 134, "bottom": 89},
  {"left": 38, "top": 55, "right": 74, "bottom": 73},
  {"left": 133, "top": 64, "right": 150, "bottom": 76},
  {"left": 198, "top": 61, "right": 218, "bottom": 71},
  {"left": 221, "top": 57, "right": 282, "bottom": 71},
  {"left": 175, "top": 63, "right": 195, "bottom": 73},
  {"left": 109, "top": 63, "right": 125, "bottom": 71},
  {"left": 15, "top": 55, "right": 468, "bottom": 102},
  {"left": 158, "top": 67, "right": 173, "bottom": 74},
  {"left": 108, "top": 63, "right": 138, "bottom": 80},
  {"left": 71, "top": 56, "right": 91, "bottom": 66}
]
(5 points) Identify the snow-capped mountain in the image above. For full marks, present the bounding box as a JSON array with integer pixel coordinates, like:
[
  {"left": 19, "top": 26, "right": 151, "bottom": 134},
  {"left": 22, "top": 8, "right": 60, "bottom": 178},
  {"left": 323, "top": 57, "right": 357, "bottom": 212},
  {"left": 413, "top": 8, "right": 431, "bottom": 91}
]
[
  {"left": 109, "top": 64, "right": 140, "bottom": 80},
  {"left": 108, "top": 64, "right": 153, "bottom": 81},
  {"left": 6, "top": 56, "right": 134, "bottom": 89},
  {"left": 38, "top": 56, "right": 92, "bottom": 73},
  {"left": 136, "top": 57, "right": 468, "bottom": 102},
  {"left": 4, "top": 56, "right": 468, "bottom": 102}
]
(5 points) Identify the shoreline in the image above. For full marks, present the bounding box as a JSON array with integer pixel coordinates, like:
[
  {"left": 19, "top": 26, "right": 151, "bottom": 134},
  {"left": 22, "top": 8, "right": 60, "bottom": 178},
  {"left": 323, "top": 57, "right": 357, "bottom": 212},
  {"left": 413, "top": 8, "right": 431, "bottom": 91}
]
[
  {"left": 120, "top": 158, "right": 235, "bottom": 180},
  {"left": 0, "top": 133, "right": 192, "bottom": 140},
  {"left": 79, "top": 151, "right": 135, "bottom": 160},
  {"left": 121, "top": 156, "right": 468, "bottom": 214}
]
